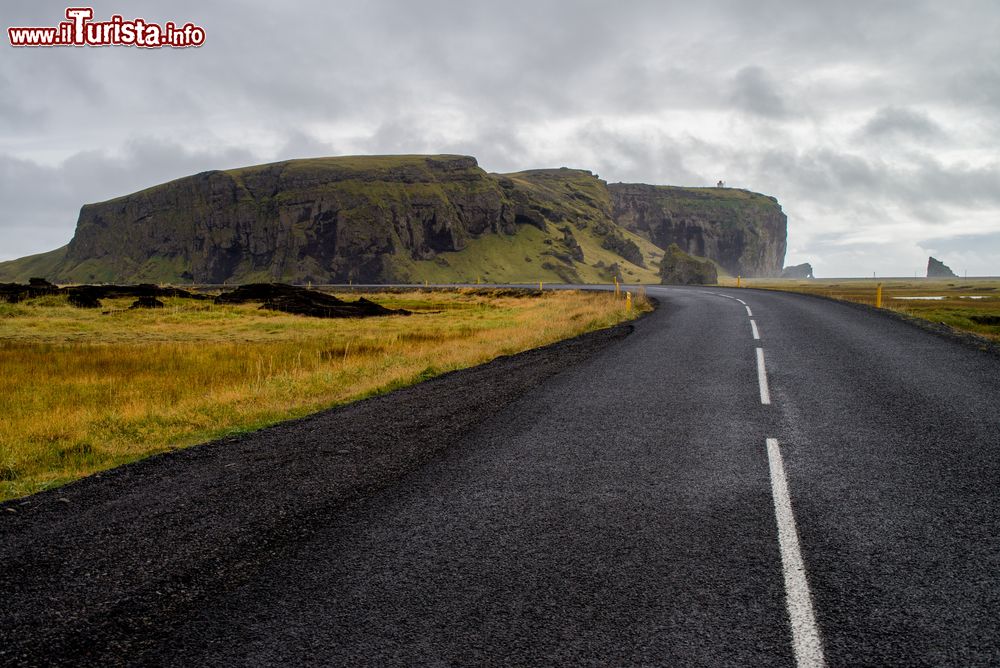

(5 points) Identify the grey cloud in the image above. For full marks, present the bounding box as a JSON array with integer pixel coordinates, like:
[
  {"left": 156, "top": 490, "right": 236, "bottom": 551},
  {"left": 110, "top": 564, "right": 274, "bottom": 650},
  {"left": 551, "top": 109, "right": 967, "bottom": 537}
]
[
  {"left": 568, "top": 122, "right": 704, "bottom": 186},
  {"left": 729, "top": 66, "right": 789, "bottom": 118},
  {"left": 430, "top": 125, "right": 530, "bottom": 175},
  {"left": 753, "top": 146, "right": 1000, "bottom": 212},
  {"left": 921, "top": 231, "right": 1000, "bottom": 255},
  {"left": 2, "top": 0, "right": 1000, "bottom": 274},
  {"left": 0, "top": 141, "right": 258, "bottom": 259},
  {"left": 55, "top": 140, "right": 258, "bottom": 201},
  {"left": 275, "top": 131, "right": 341, "bottom": 162},
  {"left": 859, "top": 107, "right": 946, "bottom": 141},
  {"left": 907, "top": 157, "right": 1000, "bottom": 208},
  {"left": 947, "top": 65, "right": 1000, "bottom": 117},
  {"left": 352, "top": 117, "right": 531, "bottom": 174},
  {"left": 0, "top": 74, "right": 46, "bottom": 130},
  {"left": 754, "top": 148, "right": 878, "bottom": 202}
]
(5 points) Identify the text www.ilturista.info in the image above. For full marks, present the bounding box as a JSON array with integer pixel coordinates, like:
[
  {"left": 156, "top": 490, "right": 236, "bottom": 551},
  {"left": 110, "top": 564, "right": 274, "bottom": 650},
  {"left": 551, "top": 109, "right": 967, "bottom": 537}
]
[{"left": 8, "top": 7, "right": 205, "bottom": 48}]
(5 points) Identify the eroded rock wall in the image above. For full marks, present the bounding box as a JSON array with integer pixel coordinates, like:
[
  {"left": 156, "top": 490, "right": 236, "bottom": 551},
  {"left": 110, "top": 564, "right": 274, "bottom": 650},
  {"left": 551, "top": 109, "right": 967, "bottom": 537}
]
[
  {"left": 60, "top": 156, "right": 514, "bottom": 284},
  {"left": 609, "top": 184, "right": 787, "bottom": 277}
]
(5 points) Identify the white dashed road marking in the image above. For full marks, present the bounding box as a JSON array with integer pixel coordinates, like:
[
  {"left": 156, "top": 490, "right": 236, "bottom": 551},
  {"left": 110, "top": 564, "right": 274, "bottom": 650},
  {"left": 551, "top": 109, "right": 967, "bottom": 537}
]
[
  {"left": 756, "top": 347, "right": 771, "bottom": 405},
  {"left": 708, "top": 289, "right": 824, "bottom": 664},
  {"left": 766, "top": 438, "right": 825, "bottom": 668},
  {"left": 721, "top": 290, "right": 821, "bottom": 664}
]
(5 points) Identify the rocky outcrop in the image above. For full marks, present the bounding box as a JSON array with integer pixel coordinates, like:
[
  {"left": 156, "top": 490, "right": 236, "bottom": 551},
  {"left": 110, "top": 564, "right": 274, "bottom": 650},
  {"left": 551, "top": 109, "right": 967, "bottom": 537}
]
[
  {"left": 559, "top": 226, "right": 585, "bottom": 262},
  {"left": 659, "top": 244, "right": 719, "bottom": 285},
  {"left": 2, "top": 155, "right": 789, "bottom": 284},
  {"left": 781, "top": 262, "right": 814, "bottom": 279},
  {"left": 601, "top": 232, "right": 645, "bottom": 267},
  {"left": 610, "top": 184, "right": 786, "bottom": 277},
  {"left": 927, "top": 256, "right": 957, "bottom": 278}
]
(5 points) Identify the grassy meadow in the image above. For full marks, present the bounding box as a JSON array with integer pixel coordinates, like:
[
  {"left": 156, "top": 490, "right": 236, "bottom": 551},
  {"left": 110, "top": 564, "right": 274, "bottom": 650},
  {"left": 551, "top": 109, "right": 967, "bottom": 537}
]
[
  {"left": 725, "top": 277, "right": 1000, "bottom": 342},
  {"left": 0, "top": 288, "right": 648, "bottom": 501}
]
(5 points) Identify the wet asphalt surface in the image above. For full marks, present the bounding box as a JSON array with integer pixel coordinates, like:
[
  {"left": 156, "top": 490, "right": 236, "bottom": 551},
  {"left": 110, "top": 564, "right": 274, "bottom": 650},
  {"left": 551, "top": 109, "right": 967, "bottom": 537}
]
[{"left": 2, "top": 286, "right": 999, "bottom": 666}]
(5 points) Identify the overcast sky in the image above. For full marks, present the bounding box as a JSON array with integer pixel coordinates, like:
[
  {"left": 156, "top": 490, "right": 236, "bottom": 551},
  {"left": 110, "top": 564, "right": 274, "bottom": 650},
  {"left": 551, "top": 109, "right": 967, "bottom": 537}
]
[{"left": 2, "top": 0, "right": 998, "bottom": 276}]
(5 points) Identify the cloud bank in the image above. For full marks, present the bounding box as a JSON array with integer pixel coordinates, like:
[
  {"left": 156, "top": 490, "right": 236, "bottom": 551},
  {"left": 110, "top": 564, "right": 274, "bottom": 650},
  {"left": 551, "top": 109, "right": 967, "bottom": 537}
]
[{"left": 1, "top": 0, "right": 998, "bottom": 276}]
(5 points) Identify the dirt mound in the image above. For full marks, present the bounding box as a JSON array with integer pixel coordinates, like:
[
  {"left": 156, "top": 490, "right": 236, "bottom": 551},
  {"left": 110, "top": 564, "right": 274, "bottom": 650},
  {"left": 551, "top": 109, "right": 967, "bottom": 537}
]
[
  {"left": 67, "top": 284, "right": 207, "bottom": 309},
  {"left": 1, "top": 281, "right": 207, "bottom": 308},
  {"left": 69, "top": 284, "right": 203, "bottom": 300},
  {"left": 129, "top": 296, "right": 165, "bottom": 309},
  {"left": 66, "top": 290, "right": 101, "bottom": 308},
  {"left": 214, "top": 283, "right": 307, "bottom": 304},
  {"left": 0, "top": 281, "right": 59, "bottom": 303},
  {"left": 216, "top": 284, "right": 410, "bottom": 318},
  {"left": 459, "top": 288, "right": 542, "bottom": 298}
]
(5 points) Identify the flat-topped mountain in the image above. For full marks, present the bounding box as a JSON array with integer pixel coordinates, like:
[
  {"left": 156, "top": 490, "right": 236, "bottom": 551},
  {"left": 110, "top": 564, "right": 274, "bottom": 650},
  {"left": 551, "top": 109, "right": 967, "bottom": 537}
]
[{"left": 0, "top": 155, "right": 788, "bottom": 284}]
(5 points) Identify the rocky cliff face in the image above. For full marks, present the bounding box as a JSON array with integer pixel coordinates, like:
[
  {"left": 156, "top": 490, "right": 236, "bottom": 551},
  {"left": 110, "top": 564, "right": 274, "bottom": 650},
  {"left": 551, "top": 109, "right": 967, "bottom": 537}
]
[
  {"left": 609, "top": 184, "right": 787, "bottom": 277},
  {"left": 1, "top": 155, "right": 790, "bottom": 284},
  {"left": 60, "top": 155, "right": 516, "bottom": 284}
]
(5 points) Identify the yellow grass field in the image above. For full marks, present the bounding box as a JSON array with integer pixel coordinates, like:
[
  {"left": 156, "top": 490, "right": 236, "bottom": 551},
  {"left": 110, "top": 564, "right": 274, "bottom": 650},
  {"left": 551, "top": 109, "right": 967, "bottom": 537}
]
[
  {"left": 722, "top": 277, "right": 1000, "bottom": 342},
  {"left": 0, "top": 289, "right": 648, "bottom": 501}
]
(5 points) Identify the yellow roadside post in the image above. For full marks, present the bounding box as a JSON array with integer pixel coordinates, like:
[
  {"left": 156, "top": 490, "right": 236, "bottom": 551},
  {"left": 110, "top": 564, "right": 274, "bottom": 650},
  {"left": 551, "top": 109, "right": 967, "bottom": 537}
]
[
  {"left": 614, "top": 276, "right": 621, "bottom": 297},
  {"left": 876, "top": 282, "right": 883, "bottom": 308},
  {"left": 539, "top": 281, "right": 543, "bottom": 291},
  {"left": 737, "top": 275, "right": 742, "bottom": 288},
  {"left": 626, "top": 291, "right": 633, "bottom": 312}
]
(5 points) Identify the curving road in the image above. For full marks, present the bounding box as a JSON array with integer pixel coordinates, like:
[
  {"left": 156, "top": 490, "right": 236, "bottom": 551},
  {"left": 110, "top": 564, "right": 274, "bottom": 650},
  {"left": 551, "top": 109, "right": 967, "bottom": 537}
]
[{"left": 2, "top": 286, "right": 1000, "bottom": 666}]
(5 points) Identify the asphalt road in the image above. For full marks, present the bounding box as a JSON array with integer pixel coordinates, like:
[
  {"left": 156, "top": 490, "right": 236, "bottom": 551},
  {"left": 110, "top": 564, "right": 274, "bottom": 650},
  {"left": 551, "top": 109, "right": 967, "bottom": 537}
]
[{"left": 3, "top": 286, "right": 999, "bottom": 666}]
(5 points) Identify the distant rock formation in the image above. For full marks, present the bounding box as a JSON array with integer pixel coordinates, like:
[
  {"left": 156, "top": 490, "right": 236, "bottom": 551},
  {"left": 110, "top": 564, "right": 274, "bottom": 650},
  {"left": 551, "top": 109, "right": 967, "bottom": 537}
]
[
  {"left": 927, "top": 256, "right": 957, "bottom": 278},
  {"left": 659, "top": 243, "right": 719, "bottom": 285},
  {"left": 610, "top": 183, "right": 787, "bottom": 277},
  {"left": 781, "top": 262, "right": 814, "bottom": 279}
]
